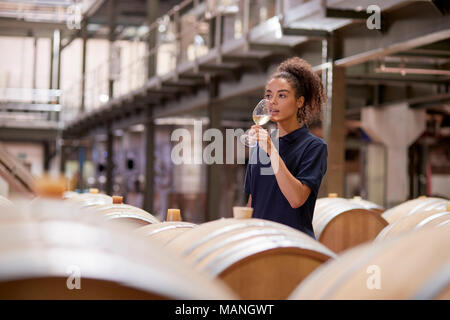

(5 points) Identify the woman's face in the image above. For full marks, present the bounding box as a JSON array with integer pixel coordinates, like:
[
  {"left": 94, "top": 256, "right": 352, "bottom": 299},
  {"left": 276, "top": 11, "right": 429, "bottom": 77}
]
[{"left": 264, "top": 78, "right": 302, "bottom": 124}]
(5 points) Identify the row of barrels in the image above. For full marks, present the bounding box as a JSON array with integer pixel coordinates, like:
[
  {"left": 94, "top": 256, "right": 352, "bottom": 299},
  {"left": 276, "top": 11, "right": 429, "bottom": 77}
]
[
  {"left": 0, "top": 190, "right": 235, "bottom": 300},
  {"left": 0, "top": 189, "right": 448, "bottom": 299},
  {"left": 65, "top": 190, "right": 337, "bottom": 299},
  {"left": 63, "top": 191, "right": 450, "bottom": 299}
]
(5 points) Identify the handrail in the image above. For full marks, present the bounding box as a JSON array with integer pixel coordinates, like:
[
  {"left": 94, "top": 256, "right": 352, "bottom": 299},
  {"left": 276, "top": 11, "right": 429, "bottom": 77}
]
[{"left": 60, "top": 0, "right": 279, "bottom": 122}]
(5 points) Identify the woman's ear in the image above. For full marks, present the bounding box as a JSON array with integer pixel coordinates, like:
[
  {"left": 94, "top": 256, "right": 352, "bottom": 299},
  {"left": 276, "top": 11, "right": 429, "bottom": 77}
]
[{"left": 297, "top": 96, "right": 305, "bottom": 109}]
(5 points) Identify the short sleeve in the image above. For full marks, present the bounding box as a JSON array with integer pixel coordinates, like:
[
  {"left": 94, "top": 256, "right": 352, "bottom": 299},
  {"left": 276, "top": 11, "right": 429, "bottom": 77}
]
[
  {"left": 295, "top": 141, "right": 328, "bottom": 196},
  {"left": 244, "top": 163, "right": 252, "bottom": 195}
]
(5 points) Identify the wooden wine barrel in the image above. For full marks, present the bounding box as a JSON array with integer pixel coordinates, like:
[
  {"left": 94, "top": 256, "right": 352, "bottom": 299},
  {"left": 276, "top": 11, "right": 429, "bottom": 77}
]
[
  {"left": 0, "top": 201, "right": 235, "bottom": 300},
  {"left": 166, "top": 218, "right": 336, "bottom": 299},
  {"left": 382, "top": 197, "right": 448, "bottom": 224},
  {"left": 289, "top": 226, "right": 450, "bottom": 299},
  {"left": 136, "top": 222, "right": 196, "bottom": 245},
  {"left": 376, "top": 208, "right": 450, "bottom": 242},
  {"left": 348, "top": 196, "right": 384, "bottom": 213},
  {"left": 313, "top": 197, "right": 388, "bottom": 253},
  {"left": 91, "top": 203, "right": 160, "bottom": 229}
]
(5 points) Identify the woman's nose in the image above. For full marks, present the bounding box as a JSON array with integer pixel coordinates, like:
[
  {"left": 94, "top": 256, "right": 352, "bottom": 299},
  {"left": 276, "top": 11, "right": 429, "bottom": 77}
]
[{"left": 269, "top": 96, "right": 276, "bottom": 105}]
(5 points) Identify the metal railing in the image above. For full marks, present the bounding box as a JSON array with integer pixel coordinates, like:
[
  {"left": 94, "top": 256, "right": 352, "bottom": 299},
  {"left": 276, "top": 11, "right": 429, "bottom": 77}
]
[
  {"left": 60, "top": 0, "right": 285, "bottom": 122},
  {"left": 0, "top": 87, "right": 63, "bottom": 129}
]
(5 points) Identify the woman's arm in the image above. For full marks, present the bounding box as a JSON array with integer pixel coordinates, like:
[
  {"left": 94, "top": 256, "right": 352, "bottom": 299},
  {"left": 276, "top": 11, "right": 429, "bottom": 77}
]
[
  {"left": 246, "top": 194, "right": 252, "bottom": 207},
  {"left": 269, "top": 147, "right": 311, "bottom": 208},
  {"left": 252, "top": 126, "right": 311, "bottom": 208}
]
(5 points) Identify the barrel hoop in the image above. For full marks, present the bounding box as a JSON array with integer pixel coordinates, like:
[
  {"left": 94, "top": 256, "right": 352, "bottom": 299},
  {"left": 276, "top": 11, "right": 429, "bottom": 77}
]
[
  {"left": 193, "top": 228, "right": 299, "bottom": 264},
  {"left": 412, "top": 261, "right": 450, "bottom": 300},
  {"left": 142, "top": 224, "right": 196, "bottom": 237},
  {"left": 203, "top": 235, "right": 332, "bottom": 276},
  {"left": 437, "top": 220, "right": 450, "bottom": 227},
  {"left": 182, "top": 221, "right": 281, "bottom": 256},
  {"left": 97, "top": 205, "right": 151, "bottom": 216},
  {"left": 350, "top": 199, "right": 384, "bottom": 211},
  {"left": 105, "top": 213, "right": 159, "bottom": 224},
  {"left": 413, "top": 212, "right": 450, "bottom": 231},
  {"left": 373, "top": 222, "right": 396, "bottom": 242},
  {"left": 407, "top": 199, "right": 445, "bottom": 216}
]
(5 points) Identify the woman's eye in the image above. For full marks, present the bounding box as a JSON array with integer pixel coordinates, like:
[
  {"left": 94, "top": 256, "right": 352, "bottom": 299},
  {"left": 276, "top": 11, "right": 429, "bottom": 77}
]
[
  {"left": 265, "top": 94, "right": 271, "bottom": 99},
  {"left": 279, "top": 94, "right": 286, "bottom": 98}
]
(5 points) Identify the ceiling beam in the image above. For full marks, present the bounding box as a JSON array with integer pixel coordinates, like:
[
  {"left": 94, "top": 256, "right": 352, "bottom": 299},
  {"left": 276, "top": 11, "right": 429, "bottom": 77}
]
[
  {"left": 282, "top": 27, "right": 330, "bottom": 38},
  {"left": 335, "top": 2, "right": 450, "bottom": 67},
  {"left": 325, "top": 8, "right": 370, "bottom": 20}
]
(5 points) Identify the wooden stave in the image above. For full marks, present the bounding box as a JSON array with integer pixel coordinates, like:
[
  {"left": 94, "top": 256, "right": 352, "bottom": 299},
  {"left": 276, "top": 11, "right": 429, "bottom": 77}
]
[
  {"left": 318, "top": 210, "right": 388, "bottom": 253},
  {"left": 289, "top": 226, "right": 450, "bottom": 300}
]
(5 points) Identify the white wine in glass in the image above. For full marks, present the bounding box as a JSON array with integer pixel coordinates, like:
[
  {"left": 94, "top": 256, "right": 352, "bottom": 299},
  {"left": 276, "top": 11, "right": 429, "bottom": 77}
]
[
  {"left": 240, "top": 99, "right": 271, "bottom": 147},
  {"left": 252, "top": 114, "right": 271, "bottom": 126}
]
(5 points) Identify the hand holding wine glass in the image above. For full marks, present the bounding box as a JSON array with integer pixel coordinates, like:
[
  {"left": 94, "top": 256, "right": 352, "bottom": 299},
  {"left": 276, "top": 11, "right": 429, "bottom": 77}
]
[{"left": 240, "top": 99, "right": 271, "bottom": 148}]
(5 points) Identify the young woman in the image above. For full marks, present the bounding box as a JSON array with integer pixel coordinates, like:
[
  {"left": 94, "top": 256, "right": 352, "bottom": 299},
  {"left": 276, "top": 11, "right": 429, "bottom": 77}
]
[{"left": 244, "top": 57, "right": 327, "bottom": 239}]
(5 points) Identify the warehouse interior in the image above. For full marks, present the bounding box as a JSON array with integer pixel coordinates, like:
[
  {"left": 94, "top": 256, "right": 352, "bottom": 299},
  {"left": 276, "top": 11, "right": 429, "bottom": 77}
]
[{"left": 0, "top": 0, "right": 449, "bottom": 301}]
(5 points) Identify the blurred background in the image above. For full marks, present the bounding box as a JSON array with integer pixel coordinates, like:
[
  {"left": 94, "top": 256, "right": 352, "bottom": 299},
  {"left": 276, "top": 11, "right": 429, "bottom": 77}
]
[{"left": 0, "top": 0, "right": 449, "bottom": 222}]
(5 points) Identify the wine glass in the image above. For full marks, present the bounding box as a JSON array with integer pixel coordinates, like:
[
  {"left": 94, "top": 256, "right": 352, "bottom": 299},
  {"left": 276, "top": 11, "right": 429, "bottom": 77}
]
[{"left": 240, "top": 99, "right": 271, "bottom": 147}]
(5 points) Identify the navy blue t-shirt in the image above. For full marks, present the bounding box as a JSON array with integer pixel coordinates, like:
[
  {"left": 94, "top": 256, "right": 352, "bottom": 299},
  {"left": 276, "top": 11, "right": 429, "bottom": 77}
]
[{"left": 244, "top": 125, "right": 327, "bottom": 238}]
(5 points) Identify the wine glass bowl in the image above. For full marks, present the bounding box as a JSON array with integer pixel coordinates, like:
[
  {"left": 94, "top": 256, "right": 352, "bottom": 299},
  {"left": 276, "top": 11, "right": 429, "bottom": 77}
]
[{"left": 240, "top": 99, "right": 271, "bottom": 148}]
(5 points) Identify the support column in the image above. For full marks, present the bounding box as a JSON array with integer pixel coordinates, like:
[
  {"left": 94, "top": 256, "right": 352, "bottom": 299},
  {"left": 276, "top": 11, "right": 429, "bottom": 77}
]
[
  {"left": 56, "top": 30, "right": 62, "bottom": 96},
  {"left": 362, "top": 102, "right": 426, "bottom": 207},
  {"left": 80, "top": 20, "right": 87, "bottom": 113},
  {"left": 366, "top": 142, "right": 386, "bottom": 207},
  {"left": 43, "top": 141, "right": 51, "bottom": 172},
  {"left": 32, "top": 36, "right": 37, "bottom": 94},
  {"left": 50, "top": 30, "right": 61, "bottom": 93},
  {"left": 77, "top": 145, "right": 85, "bottom": 191},
  {"left": 321, "top": 36, "right": 346, "bottom": 197},
  {"left": 206, "top": 78, "right": 222, "bottom": 221},
  {"left": 49, "top": 35, "right": 54, "bottom": 91},
  {"left": 326, "top": 65, "right": 346, "bottom": 197},
  {"left": 143, "top": 108, "right": 155, "bottom": 213},
  {"left": 146, "top": 0, "right": 158, "bottom": 78},
  {"left": 59, "top": 141, "right": 67, "bottom": 175},
  {"left": 108, "top": 0, "right": 117, "bottom": 99},
  {"left": 106, "top": 125, "right": 114, "bottom": 195}
]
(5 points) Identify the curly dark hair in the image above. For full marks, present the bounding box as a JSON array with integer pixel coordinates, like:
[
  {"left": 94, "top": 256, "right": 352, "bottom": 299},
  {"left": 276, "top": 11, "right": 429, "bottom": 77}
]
[{"left": 270, "top": 57, "right": 326, "bottom": 127}]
